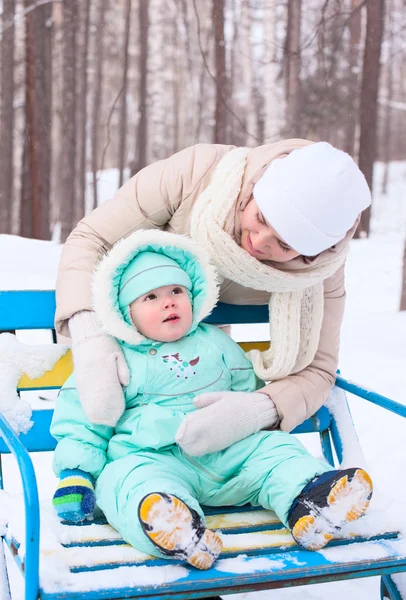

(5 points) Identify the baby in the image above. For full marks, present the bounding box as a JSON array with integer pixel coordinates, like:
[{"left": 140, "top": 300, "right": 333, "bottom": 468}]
[{"left": 52, "top": 230, "right": 373, "bottom": 570}]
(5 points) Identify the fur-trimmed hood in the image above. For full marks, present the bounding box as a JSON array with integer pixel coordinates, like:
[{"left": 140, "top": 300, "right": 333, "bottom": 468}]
[{"left": 92, "top": 230, "right": 220, "bottom": 346}]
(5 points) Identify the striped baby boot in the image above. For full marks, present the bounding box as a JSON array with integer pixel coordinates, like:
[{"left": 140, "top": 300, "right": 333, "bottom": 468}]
[
  {"left": 53, "top": 469, "right": 96, "bottom": 523},
  {"left": 288, "top": 467, "right": 373, "bottom": 551},
  {"left": 138, "top": 492, "right": 223, "bottom": 570}
]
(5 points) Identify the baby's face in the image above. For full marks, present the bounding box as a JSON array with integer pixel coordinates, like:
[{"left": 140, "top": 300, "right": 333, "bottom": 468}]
[{"left": 129, "top": 284, "right": 193, "bottom": 342}]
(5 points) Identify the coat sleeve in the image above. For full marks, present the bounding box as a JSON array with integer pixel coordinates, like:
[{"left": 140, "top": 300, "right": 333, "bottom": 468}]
[
  {"left": 51, "top": 377, "right": 115, "bottom": 479},
  {"left": 55, "top": 144, "right": 228, "bottom": 337},
  {"left": 260, "top": 263, "right": 346, "bottom": 432}
]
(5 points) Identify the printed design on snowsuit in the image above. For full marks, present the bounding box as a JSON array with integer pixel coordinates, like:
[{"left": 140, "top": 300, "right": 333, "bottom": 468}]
[{"left": 161, "top": 353, "right": 200, "bottom": 379}]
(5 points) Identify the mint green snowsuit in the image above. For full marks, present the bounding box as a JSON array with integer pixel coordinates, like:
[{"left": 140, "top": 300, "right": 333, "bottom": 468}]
[{"left": 51, "top": 234, "right": 331, "bottom": 558}]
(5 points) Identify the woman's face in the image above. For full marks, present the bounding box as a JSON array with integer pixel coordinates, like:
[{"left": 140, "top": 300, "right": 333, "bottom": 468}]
[{"left": 240, "top": 198, "right": 301, "bottom": 262}]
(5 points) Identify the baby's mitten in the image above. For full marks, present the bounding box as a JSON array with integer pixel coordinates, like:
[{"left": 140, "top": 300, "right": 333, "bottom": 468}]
[
  {"left": 69, "top": 310, "right": 129, "bottom": 426},
  {"left": 52, "top": 469, "right": 96, "bottom": 523}
]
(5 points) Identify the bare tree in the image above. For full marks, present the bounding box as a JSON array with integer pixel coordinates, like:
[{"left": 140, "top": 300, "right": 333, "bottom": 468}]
[
  {"left": 49, "top": 1, "right": 64, "bottom": 234},
  {"left": 148, "top": 0, "right": 176, "bottom": 161},
  {"left": 357, "top": 0, "right": 385, "bottom": 237},
  {"left": 284, "top": 0, "right": 302, "bottom": 137},
  {"left": 172, "top": 10, "right": 181, "bottom": 153},
  {"left": 133, "top": 0, "right": 149, "bottom": 175},
  {"left": 0, "top": 0, "right": 16, "bottom": 234},
  {"left": 240, "top": 1, "right": 256, "bottom": 144},
  {"left": 60, "top": 0, "right": 78, "bottom": 243},
  {"left": 381, "top": 2, "right": 394, "bottom": 194},
  {"left": 176, "top": 0, "right": 195, "bottom": 148},
  {"left": 212, "top": 0, "right": 227, "bottom": 143},
  {"left": 91, "top": 0, "right": 108, "bottom": 209},
  {"left": 344, "top": 0, "right": 363, "bottom": 156},
  {"left": 263, "top": 0, "right": 282, "bottom": 142},
  {"left": 77, "top": 0, "right": 91, "bottom": 218},
  {"left": 228, "top": 0, "right": 239, "bottom": 144},
  {"left": 193, "top": 5, "right": 213, "bottom": 142},
  {"left": 118, "top": 0, "right": 132, "bottom": 187},
  {"left": 20, "top": 0, "right": 52, "bottom": 240}
]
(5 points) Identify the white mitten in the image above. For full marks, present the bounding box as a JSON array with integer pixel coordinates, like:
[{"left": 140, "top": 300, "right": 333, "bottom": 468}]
[
  {"left": 68, "top": 311, "right": 130, "bottom": 426},
  {"left": 176, "top": 391, "right": 280, "bottom": 457}
]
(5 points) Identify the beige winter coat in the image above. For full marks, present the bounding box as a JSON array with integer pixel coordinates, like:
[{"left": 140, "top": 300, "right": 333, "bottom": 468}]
[{"left": 56, "top": 139, "right": 349, "bottom": 432}]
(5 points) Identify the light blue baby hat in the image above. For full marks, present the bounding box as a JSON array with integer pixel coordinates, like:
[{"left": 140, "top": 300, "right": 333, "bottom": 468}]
[
  {"left": 118, "top": 251, "right": 193, "bottom": 326},
  {"left": 92, "top": 229, "right": 220, "bottom": 347}
]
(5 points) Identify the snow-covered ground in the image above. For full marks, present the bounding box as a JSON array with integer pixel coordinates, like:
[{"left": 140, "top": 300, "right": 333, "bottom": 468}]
[{"left": 0, "top": 162, "right": 405, "bottom": 599}]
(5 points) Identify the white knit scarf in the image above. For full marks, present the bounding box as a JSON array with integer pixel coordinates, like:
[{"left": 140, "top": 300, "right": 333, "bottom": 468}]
[{"left": 190, "top": 147, "right": 349, "bottom": 380}]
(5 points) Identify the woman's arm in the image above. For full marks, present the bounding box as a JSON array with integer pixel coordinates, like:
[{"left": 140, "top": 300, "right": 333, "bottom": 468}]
[
  {"left": 55, "top": 144, "right": 230, "bottom": 336},
  {"left": 261, "top": 263, "right": 346, "bottom": 432}
]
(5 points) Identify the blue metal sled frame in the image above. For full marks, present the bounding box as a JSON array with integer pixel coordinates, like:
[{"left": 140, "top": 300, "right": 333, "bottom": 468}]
[{"left": 0, "top": 290, "right": 405, "bottom": 599}]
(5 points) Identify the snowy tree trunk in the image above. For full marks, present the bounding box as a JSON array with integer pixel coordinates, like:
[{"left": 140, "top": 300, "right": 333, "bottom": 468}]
[
  {"left": 227, "top": 0, "right": 239, "bottom": 144},
  {"left": 213, "top": 0, "right": 227, "bottom": 143},
  {"left": 357, "top": 0, "right": 385, "bottom": 237},
  {"left": 133, "top": 0, "right": 149, "bottom": 174},
  {"left": 0, "top": 0, "right": 16, "bottom": 235},
  {"left": 344, "top": 0, "right": 362, "bottom": 157},
  {"left": 91, "top": 0, "right": 107, "bottom": 209},
  {"left": 148, "top": 0, "right": 176, "bottom": 161},
  {"left": 177, "top": 0, "right": 194, "bottom": 148},
  {"left": 118, "top": 0, "right": 132, "bottom": 187},
  {"left": 49, "top": 2, "right": 63, "bottom": 236},
  {"left": 20, "top": 0, "right": 52, "bottom": 240},
  {"left": 193, "top": 5, "right": 213, "bottom": 143},
  {"left": 77, "top": 0, "right": 91, "bottom": 218},
  {"left": 60, "top": 0, "right": 78, "bottom": 243},
  {"left": 263, "top": 0, "right": 282, "bottom": 142},
  {"left": 381, "top": 3, "right": 394, "bottom": 195},
  {"left": 284, "top": 0, "right": 302, "bottom": 137},
  {"left": 240, "top": 4, "right": 258, "bottom": 146}
]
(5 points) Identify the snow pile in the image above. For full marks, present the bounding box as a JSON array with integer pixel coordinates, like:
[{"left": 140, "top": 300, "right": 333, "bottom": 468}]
[
  {"left": 392, "top": 573, "right": 406, "bottom": 596},
  {"left": 0, "top": 235, "right": 62, "bottom": 290},
  {"left": 320, "top": 536, "right": 406, "bottom": 564},
  {"left": 1, "top": 491, "right": 188, "bottom": 594},
  {"left": 42, "top": 563, "right": 189, "bottom": 595},
  {"left": 0, "top": 491, "right": 15, "bottom": 537},
  {"left": 0, "top": 488, "right": 71, "bottom": 563},
  {"left": 0, "top": 334, "right": 68, "bottom": 434},
  {"left": 215, "top": 554, "right": 285, "bottom": 573}
]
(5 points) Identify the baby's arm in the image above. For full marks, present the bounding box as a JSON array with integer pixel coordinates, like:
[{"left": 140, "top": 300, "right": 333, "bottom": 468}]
[{"left": 51, "top": 375, "right": 115, "bottom": 521}]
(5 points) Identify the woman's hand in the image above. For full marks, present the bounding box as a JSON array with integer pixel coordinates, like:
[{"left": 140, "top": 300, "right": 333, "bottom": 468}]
[
  {"left": 175, "top": 391, "right": 279, "bottom": 457},
  {"left": 69, "top": 311, "right": 130, "bottom": 426}
]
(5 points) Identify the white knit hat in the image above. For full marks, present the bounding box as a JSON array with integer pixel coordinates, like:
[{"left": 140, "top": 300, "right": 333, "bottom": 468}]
[{"left": 253, "top": 142, "right": 371, "bottom": 256}]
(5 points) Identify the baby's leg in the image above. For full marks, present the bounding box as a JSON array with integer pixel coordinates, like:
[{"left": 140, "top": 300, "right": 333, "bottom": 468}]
[
  {"left": 96, "top": 452, "right": 222, "bottom": 568},
  {"left": 225, "top": 431, "right": 372, "bottom": 550},
  {"left": 244, "top": 431, "right": 333, "bottom": 524},
  {"left": 205, "top": 430, "right": 331, "bottom": 523}
]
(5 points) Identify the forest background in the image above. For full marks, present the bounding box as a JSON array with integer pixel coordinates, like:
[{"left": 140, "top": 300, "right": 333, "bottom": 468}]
[{"left": 0, "top": 0, "right": 405, "bottom": 305}]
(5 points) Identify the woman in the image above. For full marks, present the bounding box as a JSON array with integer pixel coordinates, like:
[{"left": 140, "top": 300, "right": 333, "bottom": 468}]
[{"left": 55, "top": 139, "right": 371, "bottom": 456}]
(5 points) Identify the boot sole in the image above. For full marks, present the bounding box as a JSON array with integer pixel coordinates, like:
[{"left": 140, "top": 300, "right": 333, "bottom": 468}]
[
  {"left": 139, "top": 492, "right": 223, "bottom": 569},
  {"left": 292, "top": 468, "right": 373, "bottom": 551}
]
